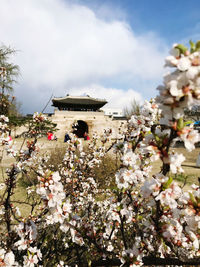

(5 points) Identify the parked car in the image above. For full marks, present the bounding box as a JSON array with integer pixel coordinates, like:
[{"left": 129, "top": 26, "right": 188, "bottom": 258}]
[{"left": 194, "top": 121, "right": 200, "bottom": 130}]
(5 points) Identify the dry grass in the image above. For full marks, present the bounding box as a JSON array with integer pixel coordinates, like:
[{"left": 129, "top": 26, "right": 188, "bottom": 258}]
[
  {"left": 0, "top": 137, "right": 67, "bottom": 216},
  {"left": 1, "top": 139, "right": 200, "bottom": 216},
  {"left": 1, "top": 139, "right": 200, "bottom": 183},
  {"left": 92, "top": 154, "right": 120, "bottom": 189},
  {"left": 151, "top": 146, "right": 200, "bottom": 186}
]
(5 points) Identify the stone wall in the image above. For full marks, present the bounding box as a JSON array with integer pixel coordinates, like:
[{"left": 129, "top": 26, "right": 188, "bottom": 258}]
[
  {"left": 50, "top": 110, "right": 126, "bottom": 139},
  {"left": 13, "top": 110, "right": 126, "bottom": 140}
]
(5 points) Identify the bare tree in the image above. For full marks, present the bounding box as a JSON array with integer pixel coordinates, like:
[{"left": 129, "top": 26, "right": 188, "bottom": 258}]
[
  {"left": 184, "top": 105, "right": 200, "bottom": 121},
  {"left": 123, "top": 99, "right": 140, "bottom": 119}
]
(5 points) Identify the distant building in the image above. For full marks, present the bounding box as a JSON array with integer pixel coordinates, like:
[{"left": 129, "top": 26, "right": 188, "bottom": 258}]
[
  {"left": 50, "top": 95, "right": 126, "bottom": 138},
  {"left": 103, "top": 108, "right": 124, "bottom": 118},
  {"left": 17, "top": 95, "right": 126, "bottom": 139}
]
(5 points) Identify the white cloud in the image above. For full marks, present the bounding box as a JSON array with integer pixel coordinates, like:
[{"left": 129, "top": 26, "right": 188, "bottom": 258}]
[{"left": 0, "top": 0, "right": 168, "bottom": 113}]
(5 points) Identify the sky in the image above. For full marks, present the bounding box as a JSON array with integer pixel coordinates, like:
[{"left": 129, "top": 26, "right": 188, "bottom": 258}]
[{"left": 0, "top": 0, "right": 200, "bottom": 114}]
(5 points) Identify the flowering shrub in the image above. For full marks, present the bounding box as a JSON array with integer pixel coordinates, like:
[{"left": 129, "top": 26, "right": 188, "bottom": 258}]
[{"left": 1, "top": 41, "right": 200, "bottom": 266}]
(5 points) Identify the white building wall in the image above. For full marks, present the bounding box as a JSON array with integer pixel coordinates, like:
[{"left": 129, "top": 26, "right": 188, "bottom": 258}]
[{"left": 103, "top": 108, "right": 124, "bottom": 117}]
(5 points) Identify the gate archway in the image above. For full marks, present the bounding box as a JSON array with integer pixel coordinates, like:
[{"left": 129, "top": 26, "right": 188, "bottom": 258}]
[{"left": 72, "top": 120, "right": 88, "bottom": 138}]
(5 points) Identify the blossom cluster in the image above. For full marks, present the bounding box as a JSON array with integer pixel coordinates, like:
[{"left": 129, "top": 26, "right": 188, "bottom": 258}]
[
  {"left": 1, "top": 41, "right": 200, "bottom": 266},
  {"left": 157, "top": 42, "right": 200, "bottom": 122}
]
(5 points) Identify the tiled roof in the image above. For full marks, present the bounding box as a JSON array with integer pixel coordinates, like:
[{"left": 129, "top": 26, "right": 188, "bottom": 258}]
[{"left": 52, "top": 95, "right": 107, "bottom": 105}]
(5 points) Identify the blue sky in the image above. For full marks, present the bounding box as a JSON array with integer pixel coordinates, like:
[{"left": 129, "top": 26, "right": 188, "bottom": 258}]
[
  {"left": 0, "top": 0, "right": 200, "bottom": 113},
  {"left": 80, "top": 0, "right": 200, "bottom": 43}
]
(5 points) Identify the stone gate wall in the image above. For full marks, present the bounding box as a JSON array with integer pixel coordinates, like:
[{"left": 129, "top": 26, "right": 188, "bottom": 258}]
[{"left": 50, "top": 110, "right": 126, "bottom": 139}]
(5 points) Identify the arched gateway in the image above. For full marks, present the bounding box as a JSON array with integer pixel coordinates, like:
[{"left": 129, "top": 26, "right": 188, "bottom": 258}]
[
  {"left": 51, "top": 95, "right": 107, "bottom": 138},
  {"left": 72, "top": 120, "right": 88, "bottom": 138}
]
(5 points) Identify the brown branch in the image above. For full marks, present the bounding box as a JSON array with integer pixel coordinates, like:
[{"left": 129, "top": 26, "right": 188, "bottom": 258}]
[
  {"left": 4, "top": 166, "right": 17, "bottom": 247},
  {"left": 119, "top": 214, "right": 127, "bottom": 250},
  {"left": 108, "top": 222, "right": 116, "bottom": 241}
]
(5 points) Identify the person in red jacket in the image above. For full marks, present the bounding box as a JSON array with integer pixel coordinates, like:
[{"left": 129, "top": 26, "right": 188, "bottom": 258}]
[
  {"left": 84, "top": 132, "right": 90, "bottom": 140},
  {"left": 47, "top": 132, "right": 53, "bottom": 141}
]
